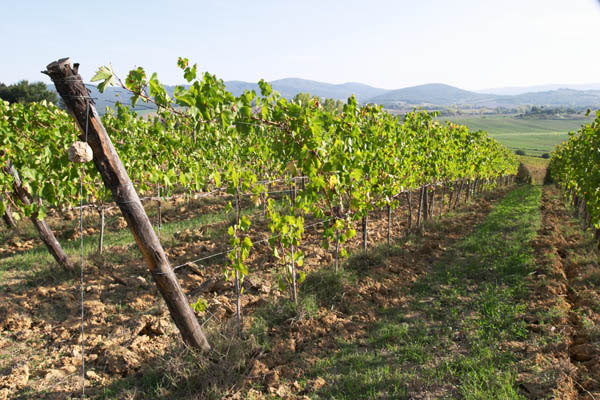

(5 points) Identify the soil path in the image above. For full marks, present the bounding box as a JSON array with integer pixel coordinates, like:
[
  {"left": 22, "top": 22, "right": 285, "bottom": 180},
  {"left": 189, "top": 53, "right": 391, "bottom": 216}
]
[{"left": 521, "top": 185, "right": 600, "bottom": 399}]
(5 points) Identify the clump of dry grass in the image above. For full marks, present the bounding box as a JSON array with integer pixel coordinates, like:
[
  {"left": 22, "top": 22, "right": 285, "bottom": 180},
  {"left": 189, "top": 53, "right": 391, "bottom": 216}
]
[{"left": 108, "top": 321, "right": 262, "bottom": 400}]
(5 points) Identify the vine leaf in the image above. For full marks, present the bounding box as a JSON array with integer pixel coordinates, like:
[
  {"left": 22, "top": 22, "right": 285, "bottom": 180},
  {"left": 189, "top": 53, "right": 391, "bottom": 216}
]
[{"left": 91, "top": 64, "right": 115, "bottom": 93}]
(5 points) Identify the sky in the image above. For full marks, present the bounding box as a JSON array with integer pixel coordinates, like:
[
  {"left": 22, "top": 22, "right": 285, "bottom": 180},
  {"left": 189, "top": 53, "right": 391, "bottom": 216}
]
[{"left": 2, "top": 0, "right": 600, "bottom": 91}]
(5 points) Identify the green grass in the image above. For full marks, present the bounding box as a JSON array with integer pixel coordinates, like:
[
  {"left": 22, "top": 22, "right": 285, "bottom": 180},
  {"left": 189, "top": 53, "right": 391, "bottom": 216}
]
[
  {"left": 439, "top": 115, "right": 587, "bottom": 134},
  {"left": 437, "top": 115, "right": 590, "bottom": 156},
  {"left": 308, "top": 184, "right": 542, "bottom": 399}
]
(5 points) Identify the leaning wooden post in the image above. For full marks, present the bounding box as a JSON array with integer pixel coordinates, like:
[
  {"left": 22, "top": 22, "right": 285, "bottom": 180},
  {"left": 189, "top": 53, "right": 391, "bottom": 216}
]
[
  {"left": 44, "top": 58, "right": 210, "bottom": 351},
  {"left": 4, "top": 163, "right": 74, "bottom": 271},
  {"left": 1, "top": 201, "right": 17, "bottom": 229}
]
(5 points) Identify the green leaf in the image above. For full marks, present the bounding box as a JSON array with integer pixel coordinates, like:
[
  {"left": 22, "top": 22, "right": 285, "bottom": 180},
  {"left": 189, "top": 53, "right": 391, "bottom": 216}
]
[
  {"left": 297, "top": 271, "right": 306, "bottom": 284},
  {"left": 240, "top": 215, "right": 251, "bottom": 231},
  {"left": 191, "top": 297, "right": 208, "bottom": 312},
  {"left": 36, "top": 206, "right": 47, "bottom": 220},
  {"left": 91, "top": 65, "right": 115, "bottom": 93}
]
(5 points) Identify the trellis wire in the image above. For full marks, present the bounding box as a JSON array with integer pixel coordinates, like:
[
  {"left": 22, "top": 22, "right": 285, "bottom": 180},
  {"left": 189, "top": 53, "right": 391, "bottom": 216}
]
[
  {"left": 172, "top": 217, "right": 333, "bottom": 271},
  {"left": 170, "top": 178, "right": 494, "bottom": 272},
  {"left": 69, "top": 176, "right": 308, "bottom": 213},
  {"left": 78, "top": 100, "right": 90, "bottom": 399},
  {"left": 169, "top": 176, "right": 500, "bottom": 275}
]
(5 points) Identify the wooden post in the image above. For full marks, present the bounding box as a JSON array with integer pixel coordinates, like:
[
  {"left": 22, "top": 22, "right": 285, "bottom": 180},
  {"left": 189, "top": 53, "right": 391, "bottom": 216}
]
[
  {"left": 4, "top": 163, "right": 74, "bottom": 270},
  {"left": 416, "top": 186, "right": 424, "bottom": 227},
  {"left": 44, "top": 58, "right": 210, "bottom": 351},
  {"left": 234, "top": 188, "right": 242, "bottom": 336},
  {"left": 406, "top": 191, "right": 412, "bottom": 231},
  {"left": 428, "top": 186, "right": 435, "bottom": 219},
  {"left": 98, "top": 206, "right": 105, "bottom": 254},
  {"left": 2, "top": 202, "right": 17, "bottom": 229},
  {"left": 422, "top": 186, "right": 427, "bottom": 223},
  {"left": 362, "top": 214, "right": 368, "bottom": 252},
  {"left": 334, "top": 229, "right": 340, "bottom": 273},
  {"left": 260, "top": 176, "right": 266, "bottom": 219},
  {"left": 157, "top": 185, "right": 162, "bottom": 239},
  {"left": 448, "top": 183, "right": 455, "bottom": 212},
  {"left": 439, "top": 185, "right": 445, "bottom": 217},
  {"left": 453, "top": 181, "right": 464, "bottom": 209},
  {"left": 290, "top": 180, "right": 297, "bottom": 303},
  {"left": 387, "top": 205, "right": 392, "bottom": 245}
]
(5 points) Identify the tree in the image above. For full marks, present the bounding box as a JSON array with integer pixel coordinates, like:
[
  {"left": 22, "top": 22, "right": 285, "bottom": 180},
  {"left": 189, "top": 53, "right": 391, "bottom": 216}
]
[
  {"left": 292, "top": 92, "right": 313, "bottom": 106},
  {"left": 0, "top": 80, "right": 58, "bottom": 104},
  {"left": 293, "top": 93, "right": 343, "bottom": 114},
  {"left": 323, "top": 98, "right": 343, "bottom": 114}
]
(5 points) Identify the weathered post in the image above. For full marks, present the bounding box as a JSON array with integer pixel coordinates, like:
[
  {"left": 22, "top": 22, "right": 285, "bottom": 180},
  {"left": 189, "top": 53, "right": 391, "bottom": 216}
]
[
  {"left": 157, "top": 184, "right": 162, "bottom": 239},
  {"left": 44, "top": 58, "right": 210, "bottom": 351},
  {"left": 98, "top": 206, "right": 105, "bottom": 254},
  {"left": 290, "top": 180, "right": 297, "bottom": 303},
  {"left": 428, "top": 186, "right": 435, "bottom": 219},
  {"left": 387, "top": 204, "right": 392, "bottom": 245},
  {"left": 406, "top": 191, "right": 413, "bottom": 231},
  {"left": 362, "top": 214, "right": 368, "bottom": 252},
  {"left": 416, "top": 188, "right": 422, "bottom": 227},
  {"left": 2, "top": 202, "right": 17, "bottom": 229},
  {"left": 334, "top": 229, "right": 340, "bottom": 273},
  {"left": 439, "top": 184, "right": 445, "bottom": 217},
  {"left": 3, "top": 163, "right": 74, "bottom": 270},
  {"left": 234, "top": 187, "right": 242, "bottom": 335}
]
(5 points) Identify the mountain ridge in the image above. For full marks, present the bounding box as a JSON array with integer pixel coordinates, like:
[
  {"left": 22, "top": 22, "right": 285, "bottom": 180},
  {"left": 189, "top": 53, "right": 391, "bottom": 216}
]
[
  {"left": 477, "top": 83, "right": 600, "bottom": 96},
  {"left": 47, "top": 78, "right": 600, "bottom": 114}
]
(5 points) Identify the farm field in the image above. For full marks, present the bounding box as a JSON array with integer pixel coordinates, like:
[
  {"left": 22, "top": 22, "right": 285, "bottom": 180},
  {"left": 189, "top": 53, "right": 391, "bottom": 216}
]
[
  {"left": 1, "top": 61, "right": 599, "bottom": 399},
  {"left": 1, "top": 174, "right": 599, "bottom": 399},
  {"left": 4, "top": 2, "right": 600, "bottom": 398},
  {"left": 437, "top": 115, "right": 591, "bottom": 156}
]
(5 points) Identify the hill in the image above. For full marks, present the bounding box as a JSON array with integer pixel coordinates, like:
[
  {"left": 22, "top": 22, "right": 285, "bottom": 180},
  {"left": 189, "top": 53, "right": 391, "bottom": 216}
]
[
  {"left": 48, "top": 80, "right": 600, "bottom": 115},
  {"left": 367, "top": 83, "right": 500, "bottom": 105},
  {"left": 499, "top": 88, "right": 600, "bottom": 107},
  {"left": 478, "top": 83, "right": 600, "bottom": 95},
  {"left": 224, "top": 78, "right": 388, "bottom": 101}
]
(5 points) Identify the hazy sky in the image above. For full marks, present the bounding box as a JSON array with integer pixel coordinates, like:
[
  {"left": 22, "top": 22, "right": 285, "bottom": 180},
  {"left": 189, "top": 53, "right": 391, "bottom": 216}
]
[{"left": 2, "top": 0, "right": 600, "bottom": 90}]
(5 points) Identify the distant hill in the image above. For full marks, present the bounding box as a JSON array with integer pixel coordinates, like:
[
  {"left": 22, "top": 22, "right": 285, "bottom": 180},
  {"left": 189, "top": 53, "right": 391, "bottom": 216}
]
[
  {"left": 366, "top": 84, "right": 600, "bottom": 108},
  {"left": 48, "top": 79, "right": 600, "bottom": 115},
  {"left": 478, "top": 83, "right": 600, "bottom": 96},
  {"left": 367, "top": 83, "right": 500, "bottom": 105},
  {"left": 498, "top": 88, "right": 600, "bottom": 107},
  {"left": 49, "top": 78, "right": 387, "bottom": 114},
  {"left": 225, "top": 78, "right": 388, "bottom": 101},
  {"left": 225, "top": 80, "right": 600, "bottom": 108},
  {"left": 47, "top": 84, "right": 163, "bottom": 114}
]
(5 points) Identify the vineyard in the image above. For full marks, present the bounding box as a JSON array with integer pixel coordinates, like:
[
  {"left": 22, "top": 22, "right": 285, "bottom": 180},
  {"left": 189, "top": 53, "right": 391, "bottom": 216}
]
[
  {"left": 0, "top": 58, "right": 598, "bottom": 399},
  {"left": 547, "top": 110, "right": 600, "bottom": 238}
]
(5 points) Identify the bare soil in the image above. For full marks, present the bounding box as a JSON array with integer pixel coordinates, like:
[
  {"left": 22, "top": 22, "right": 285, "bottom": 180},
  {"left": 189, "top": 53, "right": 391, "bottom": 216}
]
[
  {"left": 0, "top": 185, "right": 509, "bottom": 399},
  {"left": 519, "top": 185, "right": 600, "bottom": 399}
]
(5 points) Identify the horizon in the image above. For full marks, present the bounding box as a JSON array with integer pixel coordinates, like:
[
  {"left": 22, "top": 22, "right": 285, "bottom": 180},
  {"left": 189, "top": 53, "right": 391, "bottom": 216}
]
[
  {"left": 40, "top": 77, "right": 600, "bottom": 96},
  {"left": 3, "top": 0, "right": 600, "bottom": 91}
]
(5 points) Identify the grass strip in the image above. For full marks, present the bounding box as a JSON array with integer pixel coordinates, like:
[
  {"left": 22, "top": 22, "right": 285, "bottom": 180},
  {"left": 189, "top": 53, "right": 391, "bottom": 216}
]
[{"left": 309, "top": 184, "right": 542, "bottom": 399}]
